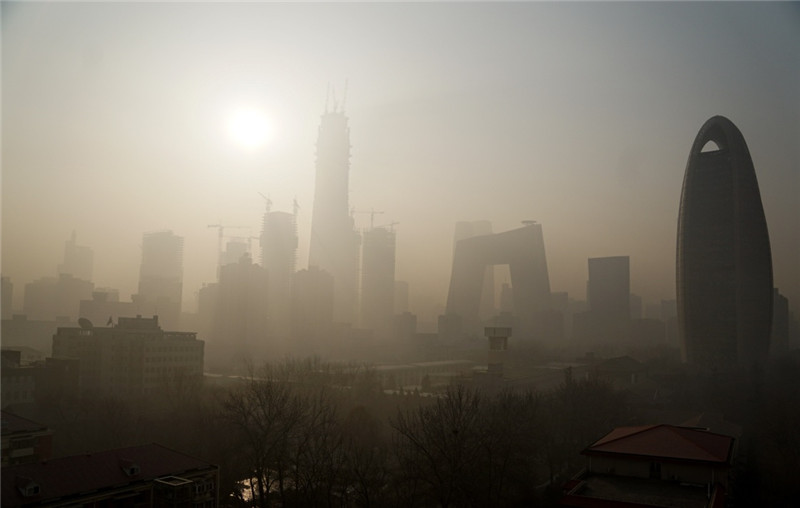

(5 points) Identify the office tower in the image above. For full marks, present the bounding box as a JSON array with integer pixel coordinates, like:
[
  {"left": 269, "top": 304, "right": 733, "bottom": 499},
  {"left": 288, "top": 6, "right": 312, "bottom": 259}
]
[
  {"left": 57, "top": 231, "right": 93, "bottom": 281},
  {"left": 308, "top": 103, "right": 360, "bottom": 324},
  {"left": 360, "top": 227, "right": 396, "bottom": 334},
  {"left": 677, "top": 115, "right": 773, "bottom": 371},
  {"left": 446, "top": 222, "right": 551, "bottom": 340},
  {"left": 453, "top": 221, "right": 495, "bottom": 318},
  {"left": 261, "top": 209, "right": 298, "bottom": 338},
  {"left": 136, "top": 231, "right": 183, "bottom": 329}
]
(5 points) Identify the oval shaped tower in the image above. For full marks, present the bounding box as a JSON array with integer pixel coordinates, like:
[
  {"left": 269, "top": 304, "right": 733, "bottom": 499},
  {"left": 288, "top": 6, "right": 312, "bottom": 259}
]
[{"left": 677, "top": 115, "right": 773, "bottom": 372}]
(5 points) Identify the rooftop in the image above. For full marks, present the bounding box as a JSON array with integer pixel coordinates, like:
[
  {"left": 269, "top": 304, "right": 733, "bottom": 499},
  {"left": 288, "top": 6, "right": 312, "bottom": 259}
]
[
  {"left": 1, "top": 443, "right": 216, "bottom": 506},
  {"left": 585, "top": 425, "right": 734, "bottom": 465}
]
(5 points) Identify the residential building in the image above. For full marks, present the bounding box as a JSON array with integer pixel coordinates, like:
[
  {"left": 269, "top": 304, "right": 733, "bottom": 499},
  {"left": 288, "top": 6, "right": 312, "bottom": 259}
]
[
  {"left": 360, "top": 226, "right": 396, "bottom": 336},
  {"left": 136, "top": 231, "right": 184, "bottom": 329}
]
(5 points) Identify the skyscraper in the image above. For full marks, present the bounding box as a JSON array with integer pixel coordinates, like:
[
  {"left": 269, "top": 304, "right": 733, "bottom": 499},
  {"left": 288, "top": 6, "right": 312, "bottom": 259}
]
[
  {"left": 677, "top": 115, "right": 773, "bottom": 371},
  {"left": 261, "top": 209, "right": 298, "bottom": 338},
  {"left": 308, "top": 101, "right": 360, "bottom": 324},
  {"left": 136, "top": 231, "right": 184, "bottom": 329},
  {"left": 57, "top": 231, "right": 93, "bottom": 282},
  {"left": 360, "top": 226, "right": 396, "bottom": 334}
]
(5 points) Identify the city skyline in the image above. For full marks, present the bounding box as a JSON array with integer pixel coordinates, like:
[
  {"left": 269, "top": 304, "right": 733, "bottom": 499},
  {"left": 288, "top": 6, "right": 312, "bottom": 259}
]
[{"left": 3, "top": 2, "right": 798, "bottom": 322}]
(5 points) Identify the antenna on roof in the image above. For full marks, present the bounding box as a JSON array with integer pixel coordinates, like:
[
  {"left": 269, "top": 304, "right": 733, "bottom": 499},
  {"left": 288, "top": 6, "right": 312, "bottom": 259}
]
[{"left": 341, "top": 79, "right": 348, "bottom": 112}]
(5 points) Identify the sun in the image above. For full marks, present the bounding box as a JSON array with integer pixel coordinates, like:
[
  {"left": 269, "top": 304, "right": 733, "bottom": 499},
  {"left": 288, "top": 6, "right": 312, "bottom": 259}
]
[{"left": 226, "top": 107, "right": 273, "bottom": 149}]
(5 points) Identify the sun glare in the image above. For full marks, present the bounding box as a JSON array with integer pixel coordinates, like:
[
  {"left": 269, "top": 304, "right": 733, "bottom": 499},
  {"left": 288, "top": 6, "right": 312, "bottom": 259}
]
[{"left": 227, "top": 108, "right": 273, "bottom": 149}]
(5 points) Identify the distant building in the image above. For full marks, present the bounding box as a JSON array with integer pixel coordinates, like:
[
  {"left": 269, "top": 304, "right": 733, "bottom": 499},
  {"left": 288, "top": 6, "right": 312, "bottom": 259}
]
[
  {"left": 446, "top": 222, "right": 551, "bottom": 341},
  {"left": 574, "top": 256, "right": 630, "bottom": 344},
  {"left": 2, "top": 276, "right": 14, "bottom": 319},
  {"left": 561, "top": 424, "right": 736, "bottom": 507},
  {"left": 79, "top": 289, "right": 158, "bottom": 328},
  {"left": 0, "top": 411, "right": 53, "bottom": 467},
  {"left": 22, "top": 274, "right": 94, "bottom": 321},
  {"left": 135, "top": 231, "right": 184, "bottom": 329},
  {"left": 453, "top": 221, "right": 495, "bottom": 319},
  {"left": 308, "top": 101, "right": 360, "bottom": 324},
  {"left": 52, "top": 315, "right": 204, "bottom": 397},
  {"left": 0, "top": 443, "right": 219, "bottom": 507},
  {"left": 360, "top": 227, "right": 396, "bottom": 336},
  {"left": 214, "top": 254, "right": 269, "bottom": 353},
  {"left": 57, "top": 231, "right": 93, "bottom": 282},
  {"left": 291, "top": 267, "right": 334, "bottom": 346},
  {"left": 677, "top": 116, "right": 773, "bottom": 372},
  {"left": 261, "top": 209, "right": 298, "bottom": 339}
]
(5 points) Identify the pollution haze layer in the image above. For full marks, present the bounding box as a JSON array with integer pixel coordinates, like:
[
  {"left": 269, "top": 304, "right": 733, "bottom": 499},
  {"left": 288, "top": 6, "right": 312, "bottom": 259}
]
[{"left": 2, "top": 2, "right": 798, "bottom": 321}]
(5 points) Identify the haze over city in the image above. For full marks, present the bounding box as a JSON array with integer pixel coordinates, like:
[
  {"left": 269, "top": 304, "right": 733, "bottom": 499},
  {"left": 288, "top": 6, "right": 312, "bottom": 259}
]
[{"left": 3, "top": 1, "right": 799, "bottom": 320}]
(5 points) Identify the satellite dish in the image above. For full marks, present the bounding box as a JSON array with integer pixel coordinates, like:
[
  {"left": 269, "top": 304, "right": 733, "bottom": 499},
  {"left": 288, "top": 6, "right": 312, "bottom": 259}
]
[{"left": 78, "top": 317, "right": 94, "bottom": 329}]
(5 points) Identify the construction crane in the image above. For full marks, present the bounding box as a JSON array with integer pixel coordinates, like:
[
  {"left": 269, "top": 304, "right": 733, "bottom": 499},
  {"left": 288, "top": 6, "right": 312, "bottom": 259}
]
[{"left": 351, "top": 208, "right": 385, "bottom": 230}]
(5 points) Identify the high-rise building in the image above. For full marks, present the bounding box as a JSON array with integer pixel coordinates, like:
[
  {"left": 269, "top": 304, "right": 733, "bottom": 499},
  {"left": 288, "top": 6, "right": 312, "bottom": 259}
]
[
  {"left": 453, "top": 221, "right": 495, "bottom": 319},
  {"left": 261, "top": 209, "right": 298, "bottom": 338},
  {"left": 57, "top": 231, "right": 93, "bottom": 282},
  {"left": 2, "top": 276, "right": 13, "bottom": 319},
  {"left": 588, "top": 256, "right": 630, "bottom": 322},
  {"left": 677, "top": 115, "right": 773, "bottom": 371},
  {"left": 136, "top": 231, "right": 184, "bottom": 329},
  {"left": 360, "top": 227, "right": 396, "bottom": 335},
  {"left": 308, "top": 103, "right": 360, "bottom": 324}
]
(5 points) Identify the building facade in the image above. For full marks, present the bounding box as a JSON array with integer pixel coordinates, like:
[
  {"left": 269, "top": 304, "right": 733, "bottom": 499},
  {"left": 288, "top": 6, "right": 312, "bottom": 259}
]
[
  {"left": 262, "top": 209, "right": 298, "bottom": 339},
  {"left": 52, "top": 315, "right": 203, "bottom": 396},
  {"left": 677, "top": 116, "right": 773, "bottom": 371}
]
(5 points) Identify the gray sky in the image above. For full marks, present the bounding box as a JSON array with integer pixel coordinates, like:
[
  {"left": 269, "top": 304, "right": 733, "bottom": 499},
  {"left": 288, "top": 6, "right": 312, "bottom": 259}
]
[{"left": 3, "top": 2, "right": 798, "bottom": 322}]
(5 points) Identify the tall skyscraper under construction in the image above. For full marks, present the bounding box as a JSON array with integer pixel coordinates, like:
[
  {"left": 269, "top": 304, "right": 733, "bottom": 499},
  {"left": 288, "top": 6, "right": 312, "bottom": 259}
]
[
  {"left": 308, "top": 97, "right": 360, "bottom": 324},
  {"left": 136, "top": 230, "right": 184, "bottom": 329},
  {"left": 677, "top": 115, "right": 773, "bottom": 372}
]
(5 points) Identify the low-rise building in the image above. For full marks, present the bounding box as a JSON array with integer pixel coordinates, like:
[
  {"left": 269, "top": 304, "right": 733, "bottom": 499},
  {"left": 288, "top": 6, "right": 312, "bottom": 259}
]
[
  {"left": 52, "top": 315, "right": 204, "bottom": 396},
  {"left": 561, "top": 424, "right": 735, "bottom": 508},
  {"left": 1, "top": 412, "right": 53, "bottom": 467},
  {"left": 1, "top": 443, "right": 218, "bottom": 507}
]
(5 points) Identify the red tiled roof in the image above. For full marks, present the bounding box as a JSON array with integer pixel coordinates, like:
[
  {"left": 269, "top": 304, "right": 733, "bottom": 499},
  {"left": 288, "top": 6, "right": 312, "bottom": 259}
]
[
  {"left": 1, "top": 443, "right": 215, "bottom": 506},
  {"left": 585, "top": 424, "right": 733, "bottom": 464},
  {"left": 1, "top": 411, "right": 49, "bottom": 436}
]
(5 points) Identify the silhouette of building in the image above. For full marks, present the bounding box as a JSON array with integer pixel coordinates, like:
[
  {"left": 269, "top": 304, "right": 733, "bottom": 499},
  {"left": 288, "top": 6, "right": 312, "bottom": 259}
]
[
  {"left": 57, "top": 231, "right": 93, "bottom": 281},
  {"left": 52, "top": 315, "right": 204, "bottom": 396},
  {"left": 2, "top": 276, "right": 13, "bottom": 319},
  {"left": 22, "top": 274, "right": 94, "bottom": 321},
  {"left": 308, "top": 100, "right": 360, "bottom": 324},
  {"left": 453, "top": 221, "right": 495, "bottom": 318},
  {"left": 677, "top": 116, "right": 773, "bottom": 372},
  {"left": 770, "top": 288, "right": 790, "bottom": 355},
  {"left": 0, "top": 443, "right": 219, "bottom": 507},
  {"left": 574, "top": 256, "right": 631, "bottom": 344},
  {"left": 360, "top": 226, "right": 396, "bottom": 336},
  {"left": 261, "top": 209, "right": 298, "bottom": 339},
  {"left": 214, "top": 254, "right": 269, "bottom": 354},
  {"left": 445, "top": 222, "right": 551, "bottom": 341},
  {"left": 135, "top": 231, "right": 184, "bottom": 329},
  {"left": 291, "top": 267, "right": 334, "bottom": 347}
]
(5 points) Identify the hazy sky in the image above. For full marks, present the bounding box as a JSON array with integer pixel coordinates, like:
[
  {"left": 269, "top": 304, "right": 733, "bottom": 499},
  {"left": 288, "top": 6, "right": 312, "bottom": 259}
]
[{"left": 3, "top": 2, "right": 798, "bottom": 322}]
